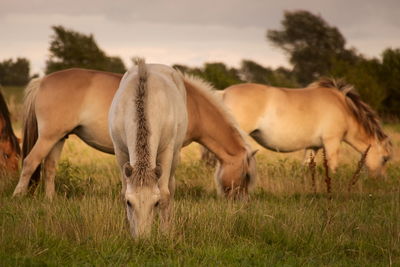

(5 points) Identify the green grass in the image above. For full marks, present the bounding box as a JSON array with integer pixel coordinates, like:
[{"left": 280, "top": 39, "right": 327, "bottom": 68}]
[
  {"left": 0, "top": 86, "right": 399, "bottom": 266},
  {"left": 1, "top": 152, "right": 399, "bottom": 266}
]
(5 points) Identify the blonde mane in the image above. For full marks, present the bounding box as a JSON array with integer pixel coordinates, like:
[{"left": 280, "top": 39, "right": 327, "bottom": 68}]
[
  {"left": 310, "top": 77, "right": 388, "bottom": 142},
  {"left": 180, "top": 73, "right": 251, "bottom": 149}
]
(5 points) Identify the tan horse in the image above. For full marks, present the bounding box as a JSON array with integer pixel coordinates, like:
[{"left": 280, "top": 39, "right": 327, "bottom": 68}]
[
  {"left": 0, "top": 91, "right": 20, "bottom": 172},
  {"left": 213, "top": 79, "right": 392, "bottom": 176},
  {"left": 12, "top": 68, "right": 256, "bottom": 199},
  {"left": 109, "top": 60, "right": 188, "bottom": 238}
]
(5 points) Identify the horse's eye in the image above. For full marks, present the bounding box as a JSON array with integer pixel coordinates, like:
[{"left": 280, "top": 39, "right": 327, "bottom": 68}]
[
  {"left": 3, "top": 153, "right": 9, "bottom": 159},
  {"left": 126, "top": 200, "right": 132, "bottom": 208}
]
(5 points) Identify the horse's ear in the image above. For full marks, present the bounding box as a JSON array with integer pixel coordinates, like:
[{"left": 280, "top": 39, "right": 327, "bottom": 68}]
[
  {"left": 251, "top": 149, "right": 259, "bottom": 157},
  {"left": 123, "top": 162, "right": 133, "bottom": 178}
]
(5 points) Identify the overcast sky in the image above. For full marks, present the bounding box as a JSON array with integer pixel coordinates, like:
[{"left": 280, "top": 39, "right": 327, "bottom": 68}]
[{"left": 1, "top": 0, "right": 399, "bottom": 75}]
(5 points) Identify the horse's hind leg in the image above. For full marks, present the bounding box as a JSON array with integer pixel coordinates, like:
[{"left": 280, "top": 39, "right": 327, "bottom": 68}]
[
  {"left": 43, "top": 139, "right": 65, "bottom": 200},
  {"left": 303, "top": 148, "right": 319, "bottom": 165},
  {"left": 13, "top": 136, "right": 61, "bottom": 197}
]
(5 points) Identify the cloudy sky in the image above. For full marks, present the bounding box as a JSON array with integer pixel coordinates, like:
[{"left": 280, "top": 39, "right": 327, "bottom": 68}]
[{"left": 1, "top": 0, "right": 399, "bottom": 75}]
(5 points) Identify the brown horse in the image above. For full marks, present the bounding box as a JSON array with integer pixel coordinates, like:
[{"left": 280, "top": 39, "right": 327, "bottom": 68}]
[
  {"left": 210, "top": 79, "right": 392, "bottom": 176},
  {"left": 12, "top": 68, "right": 257, "bottom": 199},
  {"left": 0, "top": 90, "right": 20, "bottom": 172}
]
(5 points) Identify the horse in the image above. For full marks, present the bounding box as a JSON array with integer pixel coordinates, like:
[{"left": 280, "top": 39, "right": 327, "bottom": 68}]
[
  {"left": 109, "top": 59, "right": 188, "bottom": 238},
  {"left": 0, "top": 90, "right": 20, "bottom": 173},
  {"left": 12, "top": 67, "right": 256, "bottom": 199},
  {"left": 206, "top": 79, "right": 392, "bottom": 176}
]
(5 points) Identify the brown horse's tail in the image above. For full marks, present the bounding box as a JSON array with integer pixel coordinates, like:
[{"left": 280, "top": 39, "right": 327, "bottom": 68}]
[{"left": 22, "top": 78, "right": 42, "bottom": 186}]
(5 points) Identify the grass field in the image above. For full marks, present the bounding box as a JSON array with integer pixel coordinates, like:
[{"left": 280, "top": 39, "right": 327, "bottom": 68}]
[{"left": 0, "top": 86, "right": 399, "bottom": 266}]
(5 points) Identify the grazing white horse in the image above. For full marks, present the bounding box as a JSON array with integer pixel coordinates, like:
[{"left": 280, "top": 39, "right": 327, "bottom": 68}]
[{"left": 109, "top": 59, "right": 188, "bottom": 238}]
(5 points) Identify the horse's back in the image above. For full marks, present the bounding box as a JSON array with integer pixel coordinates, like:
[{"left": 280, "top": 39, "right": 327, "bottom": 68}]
[
  {"left": 110, "top": 64, "right": 188, "bottom": 155},
  {"left": 223, "top": 83, "right": 350, "bottom": 152}
]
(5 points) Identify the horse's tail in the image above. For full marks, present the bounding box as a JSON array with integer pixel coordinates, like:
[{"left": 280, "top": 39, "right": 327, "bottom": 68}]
[
  {"left": 311, "top": 77, "right": 387, "bottom": 141},
  {"left": 22, "top": 78, "right": 42, "bottom": 184}
]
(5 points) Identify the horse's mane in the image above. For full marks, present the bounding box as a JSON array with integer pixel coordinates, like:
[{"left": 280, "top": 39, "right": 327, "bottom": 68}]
[
  {"left": 131, "top": 58, "right": 157, "bottom": 186},
  {"left": 0, "top": 89, "right": 21, "bottom": 156},
  {"left": 310, "top": 78, "right": 388, "bottom": 141},
  {"left": 180, "top": 74, "right": 250, "bottom": 148}
]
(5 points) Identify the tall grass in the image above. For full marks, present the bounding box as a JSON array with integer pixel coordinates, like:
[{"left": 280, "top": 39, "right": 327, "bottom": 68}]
[
  {"left": 1, "top": 135, "right": 399, "bottom": 266},
  {"left": 0, "top": 86, "right": 399, "bottom": 265}
]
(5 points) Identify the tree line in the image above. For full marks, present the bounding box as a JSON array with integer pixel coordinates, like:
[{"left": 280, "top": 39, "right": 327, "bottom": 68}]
[{"left": 1, "top": 11, "right": 399, "bottom": 117}]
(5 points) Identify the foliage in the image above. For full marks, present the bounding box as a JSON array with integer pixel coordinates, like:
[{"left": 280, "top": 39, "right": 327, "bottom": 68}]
[
  {"left": 329, "top": 57, "right": 386, "bottom": 112},
  {"left": 267, "top": 10, "right": 357, "bottom": 85},
  {"left": 0, "top": 58, "right": 30, "bottom": 86},
  {"left": 174, "top": 62, "right": 243, "bottom": 89},
  {"left": 45, "top": 26, "right": 126, "bottom": 74},
  {"left": 380, "top": 48, "right": 400, "bottom": 116},
  {"left": 267, "top": 10, "right": 400, "bottom": 117},
  {"left": 240, "top": 59, "right": 299, "bottom": 87}
]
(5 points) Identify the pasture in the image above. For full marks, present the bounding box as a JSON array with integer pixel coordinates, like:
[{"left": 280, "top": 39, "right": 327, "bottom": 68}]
[{"left": 0, "top": 86, "right": 399, "bottom": 266}]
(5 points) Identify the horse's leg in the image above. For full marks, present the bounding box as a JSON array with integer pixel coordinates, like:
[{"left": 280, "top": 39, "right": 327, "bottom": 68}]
[
  {"left": 13, "top": 136, "right": 61, "bottom": 197},
  {"left": 323, "top": 138, "right": 341, "bottom": 172},
  {"left": 43, "top": 139, "right": 65, "bottom": 200},
  {"left": 303, "top": 148, "right": 319, "bottom": 165},
  {"left": 114, "top": 148, "right": 129, "bottom": 201},
  {"left": 157, "top": 145, "right": 175, "bottom": 228},
  {"left": 168, "top": 152, "right": 181, "bottom": 199},
  {"left": 200, "top": 145, "right": 217, "bottom": 167}
]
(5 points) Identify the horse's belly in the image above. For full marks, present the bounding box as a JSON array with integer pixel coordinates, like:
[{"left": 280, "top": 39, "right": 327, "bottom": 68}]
[
  {"left": 253, "top": 123, "right": 322, "bottom": 152},
  {"left": 74, "top": 125, "right": 115, "bottom": 154}
]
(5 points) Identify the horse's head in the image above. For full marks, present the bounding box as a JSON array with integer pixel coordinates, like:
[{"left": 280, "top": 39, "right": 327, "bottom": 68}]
[
  {"left": 365, "top": 137, "right": 393, "bottom": 177},
  {"left": 215, "top": 148, "right": 257, "bottom": 199},
  {"left": 123, "top": 163, "right": 161, "bottom": 238},
  {"left": 0, "top": 137, "right": 20, "bottom": 172}
]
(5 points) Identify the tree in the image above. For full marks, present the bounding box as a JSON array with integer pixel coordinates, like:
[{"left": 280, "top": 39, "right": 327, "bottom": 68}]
[
  {"left": 330, "top": 57, "right": 386, "bottom": 112},
  {"left": 267, "top": 10, "right": 356, "bottom": 85},
  {"left": 173, "top": 62, "right": 242, "bottom": 89},
  {"left": 45, "top": 26, "right": 126, "bottom": 74},
  {"left": 0, "top": 57, "right": 30, "bottom": 86},
  {"left": 201, "top": 63, "right": 243, "bottom": 89},
  {"left": 379, "top": 48, "right": 400, "bottom": 116},
  {"left": 240, "top": 59, "right": 298, "bottom": 87}
]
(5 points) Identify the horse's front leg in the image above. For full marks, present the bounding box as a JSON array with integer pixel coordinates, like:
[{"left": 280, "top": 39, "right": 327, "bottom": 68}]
[
  {"left": 114, "top": 148, "right": 129, "bottom": 202},
  {"left": 323, "top": 138, "right": 341, "bottom": 172},
  {"left": 157, "top": 145, "right": 177, "bottom": 230}
]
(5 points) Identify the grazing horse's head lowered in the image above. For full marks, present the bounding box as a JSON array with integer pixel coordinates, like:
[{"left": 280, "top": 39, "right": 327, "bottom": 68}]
[
  {"left": 316, "top": 78, "right": 393, "bottom": 177},
  {"left": 182, "top": 75, "right": 258, "bottom": 199},
  {"left": 214, "top": 147, "right": 258, "bottom": 198},
  {"left": 0, "top": 91, "right": 20, "bottom": 172},
  {"left": 123, "top": 163, "right": 161, "bottom": 237}
]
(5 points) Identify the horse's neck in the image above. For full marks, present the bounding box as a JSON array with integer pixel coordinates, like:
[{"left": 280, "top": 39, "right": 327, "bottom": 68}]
[
  {"left": 185, "top": 81, "right": 246, "bottom": 163},
  {"left": 345, "top": 120, "right": 374, "bottom": 153}
]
